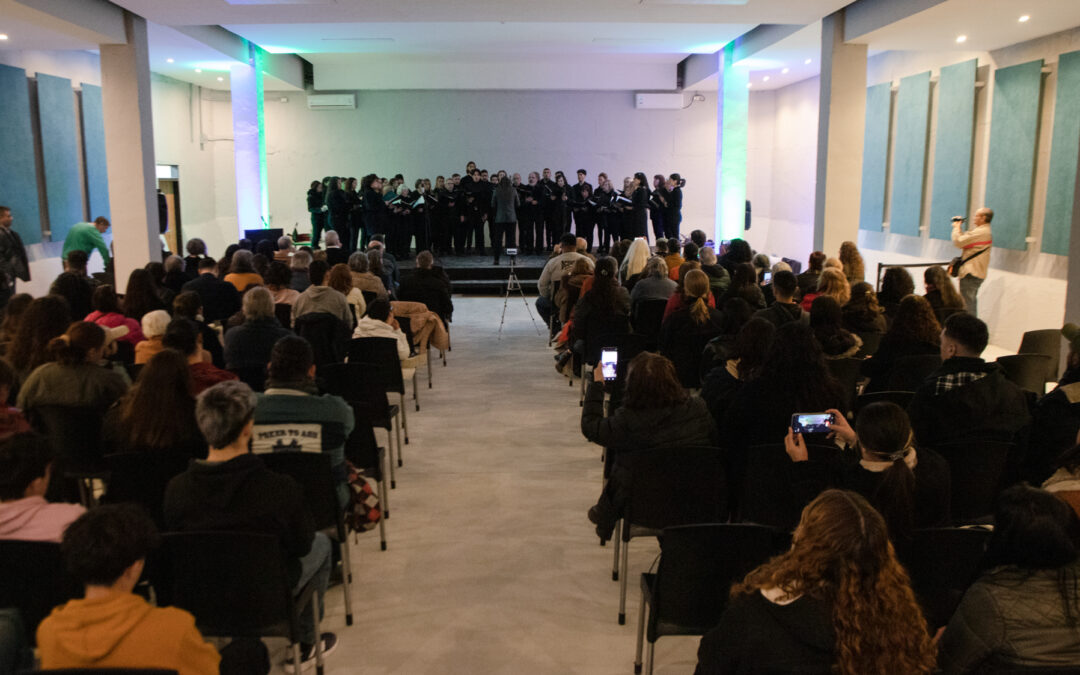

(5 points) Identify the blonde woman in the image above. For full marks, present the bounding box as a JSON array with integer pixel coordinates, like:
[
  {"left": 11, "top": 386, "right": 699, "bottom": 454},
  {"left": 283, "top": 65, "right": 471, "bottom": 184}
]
[{"left": 619, "top": 238, "right": 650, "bottom": 285}]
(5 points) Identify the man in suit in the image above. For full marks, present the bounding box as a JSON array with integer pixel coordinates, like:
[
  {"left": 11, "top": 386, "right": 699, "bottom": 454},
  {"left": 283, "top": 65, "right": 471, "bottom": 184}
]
[
  {"left": 180, "top": 257, "right": 241, "bottom": 323},
  {"left": 0, "top": 206, "right": 30, "bottom": 313}
]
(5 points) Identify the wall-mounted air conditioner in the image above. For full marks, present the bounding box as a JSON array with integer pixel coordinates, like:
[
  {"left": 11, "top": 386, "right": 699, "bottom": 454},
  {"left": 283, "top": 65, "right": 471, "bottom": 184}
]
[
  {"left": 306, "top": 94, "right": 356, "bottom": 110},
  {"left": 634, "top": 93, "right": 685, "bottom": 109}
]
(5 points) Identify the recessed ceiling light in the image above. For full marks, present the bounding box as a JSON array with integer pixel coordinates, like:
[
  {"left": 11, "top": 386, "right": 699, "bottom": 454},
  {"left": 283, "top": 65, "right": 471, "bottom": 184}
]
[
  {"left": 0, "top": 34, "right": 8, "bottom": 41},
  {"left": 804, "top": 58, "right": 812, "bottom": 65},
  {"left": 217, "top": 76, "right": 224, "bottom": 82},
  {"left": 746, "top": 82, "right": 752, "bottom": 88},
  {"left": 956, "top": 35, "right": 967, "bottom": 44},
  {"left": 166, "top": 58, "right": 174, "bottom": 63},
  {"left": 194, "top": 68, "right": 202, "bottom": 73},
  {"left": 781, "top": 67, "right": 789, "bottom": 74},
  {"left": 1018, "top": 15, "right": 1030, "bottom": 22},
  {"left": 763, "top": 76, "right": 770, "bottom": 82}
]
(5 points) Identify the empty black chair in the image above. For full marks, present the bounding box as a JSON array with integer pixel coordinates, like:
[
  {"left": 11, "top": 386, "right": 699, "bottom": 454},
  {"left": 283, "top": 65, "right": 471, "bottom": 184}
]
[
  {"left": 611, "top": 446, "right": 727, "bottom": 625},
  {"left": 631, "top": 298, "right": 668, "bottom": 349},
  {"left": 902, "top": 527, "right": 990, "bottom": 629},
  {"left": 886, "top": 354, "right": 942, "bottom": 392},
  {"left": 634, "top": 523, "right": 792, "bottom": 675},
  {"left": 274, "top": 303, "right": 293, "bottom": 329},
  {"left": 825, "top": 357, "right": 864, "bottom": 414},
  {"left": 259, "top": 452, "right": 354, "bottom": 625},
  {"left": 997, "top": 354, "right": 1052, "bottom": 395},
  {"left": 293, "top": 312, "right": 350, "bottom": 366},
  {"left": 0, "top": 540, "right": 82, "bottom": 646},
  {"left": 360, "top": 290, "right": 378, "bottom": 310},
  {"left": 1018, "top": 329, "right": 1061, "bottom": 382},
  {"left": 151, "top": 532, "right": 325, "bottom": 675},
  {"left": 26, "top": 405, "right": 107, "bottom": 504},
  {"left": 855, "top": 331, "right": 882, "bottom": 357},
  {"left": 932, "top": 440, "right": 1015, "bottom": 524},
  {"left": 740, "top": 443, "right": 840, "bottom": 530},
  {"left": 30, "top": 670, "right": 177, "bottom": 675},
  {"left": 347, "top": 337, "right": 413, "bottom": 443},
  {"left": 852, "top": 390, "right": 916, "bottom": 416},
  {"left": 102, "top": 451, "right": 193, "bottom": 528},
  {"left": 228, "top": 364, "right": 268, "bottom": 393}
]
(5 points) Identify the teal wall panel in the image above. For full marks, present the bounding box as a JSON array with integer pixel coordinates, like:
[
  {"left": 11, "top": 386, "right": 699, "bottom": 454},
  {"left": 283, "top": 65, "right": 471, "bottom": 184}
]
[
  {"left": 36, "top": 73, "right": 83, "bottom": 241},
  {"left": 984, "top": 59, "right": 1044, "bottom": 251},
  {"left": 890, "top": 71, "right": 932, "bottom": 237},
  {"left": 79, "top": 84, "right": 110, "bottom": 221},
  {"left": 1043, "top": 50, "right": 1080, "bottom": 256},
  {"left": 859, "top": 82, "right": 893, "bottom": 232},
  {"left": 0, "top": 64, "right": 42, "bottom": 244},
  {"left": 929, "top": 59, "right": 977, "bottom": 240}
]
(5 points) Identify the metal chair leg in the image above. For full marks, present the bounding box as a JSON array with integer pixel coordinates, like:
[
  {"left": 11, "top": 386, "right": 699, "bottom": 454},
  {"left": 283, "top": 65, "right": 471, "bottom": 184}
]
[
  {"left": 399, "top": 393, "right": 410, "bottom": 444},
  {"left": 634, "top": 587, "right": 647, "bottom": 674},
  {"left": 394, "top": 413, "right": 404, "bottom": 467},
  {"left": 291, "top": 643, "right": 302, "bottom": 674},
  {"left": 618, "top": 532, "right": 629, "bottom": 625},
  {"left": 312, "top": 593, "right": 324, "bottom": 675},
  {"left": 378, "top": 485, "right": 388, "bottom": 549},
  {"left": 413, "top": 371, "right": 420, "bottom": 411},
  {"left": 387, "top": 426, "right": 397, "bottom": 489},
  {"left": 339, "top": 532, "right": 354, "bottom": 626},
  {"left": 381, "top": 449, "right": 390, "bottom": 518},
  {"left": 645, "top": 640, "right": 655, "bottom": 675},
  {"left": 612, "top": 520, "right": 621, "bottom": 581}
]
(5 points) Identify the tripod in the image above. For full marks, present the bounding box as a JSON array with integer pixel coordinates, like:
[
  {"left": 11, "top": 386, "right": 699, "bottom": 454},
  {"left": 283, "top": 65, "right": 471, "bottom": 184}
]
[{"left": 498, "top": 254, "right": 543, "bottom": 340}]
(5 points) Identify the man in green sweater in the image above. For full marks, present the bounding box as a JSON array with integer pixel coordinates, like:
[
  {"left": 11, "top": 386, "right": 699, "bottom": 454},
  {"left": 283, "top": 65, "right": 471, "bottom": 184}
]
[{"left": 62, "top": 217, "right": 111, "bottom": 266}]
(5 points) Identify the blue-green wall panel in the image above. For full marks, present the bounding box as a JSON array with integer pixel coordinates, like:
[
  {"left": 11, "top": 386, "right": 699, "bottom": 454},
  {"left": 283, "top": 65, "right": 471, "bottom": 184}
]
[
  {"left": 1043, "top": 50, "right": 1080, "bottom": 256},
  {"left": 859, "top": 82, "right": 893, "bottom": 232},
  {"left": 0, "top": 64, "right": 42, "bottom": 244},
  {"left": 985, "top": 59, "right": 1044, "bottom": 251},
  {"left": 79, "top": 84, "right": 110, "bottom": 222},
  {"left": 36, "top": 73, "right": 83, "bottom": 241},
  {"left": 929, "top": 59, "right": 978, "bottom": 240},
  {"left": 890, "top": 71, "right": 932, "bottom": 237}
]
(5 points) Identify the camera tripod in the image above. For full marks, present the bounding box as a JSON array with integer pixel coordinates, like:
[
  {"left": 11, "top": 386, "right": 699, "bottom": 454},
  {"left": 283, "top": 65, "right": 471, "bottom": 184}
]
[{"left": 498, "top": 254, "right": 543, "bottom": 340}]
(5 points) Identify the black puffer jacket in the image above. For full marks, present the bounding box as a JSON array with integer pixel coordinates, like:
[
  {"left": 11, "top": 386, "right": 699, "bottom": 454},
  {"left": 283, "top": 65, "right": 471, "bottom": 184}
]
[{"left": 581, "top": 381, "right": 717, "bottom": 454}]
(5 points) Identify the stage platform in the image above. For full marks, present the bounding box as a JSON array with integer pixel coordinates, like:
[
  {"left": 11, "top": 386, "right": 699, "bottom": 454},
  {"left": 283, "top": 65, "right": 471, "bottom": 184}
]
[{"left": 398, "top": 254, "right": 546, "bottom": 295}]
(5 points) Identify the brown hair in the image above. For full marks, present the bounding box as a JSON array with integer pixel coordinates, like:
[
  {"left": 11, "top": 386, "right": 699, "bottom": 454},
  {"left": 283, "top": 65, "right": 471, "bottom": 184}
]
[
  {"left": 118, "top": 349, "right": 197, "bottom": 451},
  {"left": 838, "top": 241, "right": 864, "bottom": 282},
  {"left": 683, "top": 269, "right": 711, "bottom": 326},
  {"left": 807, "top": 251, "right": 827, "bottom": 273},
  {"left": 888, "top": 295, "right": 941, "bottom": 346},
  {"left": 733, "top": 490, "right": 936, "bottom": 674},
  {"left": 327, "top": 264, "right": 354, "bottom": 296},
  {"left": 623, "top": 352, "right": 687, "bottom": 410},
  {"left": 47, "top": 322, "right": 106, "bottom": 366},
  {"left": 924, "top": 266, "right": 965, "bottom": 309},
  {"left": 8, "top": 296, "right": 72, "bottom": 375},
  {"left": 817, "top": 268, "right": 851, "bottom": 305}
]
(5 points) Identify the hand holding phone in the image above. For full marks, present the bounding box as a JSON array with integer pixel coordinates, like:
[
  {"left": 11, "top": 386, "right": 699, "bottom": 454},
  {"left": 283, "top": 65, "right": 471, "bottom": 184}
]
[
  {"left": 600, "top": 348, "right": 618, "bottom": 381},
  {"left": 790, "top": 412, "right": 836, "bottom": 435}
]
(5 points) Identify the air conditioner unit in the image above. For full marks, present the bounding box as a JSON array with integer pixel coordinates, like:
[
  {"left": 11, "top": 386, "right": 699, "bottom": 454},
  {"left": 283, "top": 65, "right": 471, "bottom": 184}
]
[
  {"left": 635, "top": 93, "right": 685, "bottom": 110},
  {"left": 306, "top": 94, "right": 356, "bottom": 110}
]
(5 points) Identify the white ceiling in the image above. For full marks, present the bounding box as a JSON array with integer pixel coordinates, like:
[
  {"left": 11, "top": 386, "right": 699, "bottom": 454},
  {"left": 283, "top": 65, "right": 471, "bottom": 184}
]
[
  {"left": 0, "top": 0, "right": 116, "bottom": 51},
  {"left": 146, "top": 22, "right": 299, "bottom": 91}
]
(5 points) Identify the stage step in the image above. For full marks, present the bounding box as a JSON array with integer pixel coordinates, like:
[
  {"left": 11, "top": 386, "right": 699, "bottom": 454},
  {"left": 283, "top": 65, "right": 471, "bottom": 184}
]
[{"left": 453, "top": 279, "right": 538, "bottom": 295}]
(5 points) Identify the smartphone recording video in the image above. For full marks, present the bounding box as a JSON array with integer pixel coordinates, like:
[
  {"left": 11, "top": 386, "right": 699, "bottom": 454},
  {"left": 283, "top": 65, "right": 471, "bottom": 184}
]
[
  {"left": 600, "top": 348, "right": 618, "bottom": 381},
  {"left": 791, "top": 412, "right": 836, "bottom": 435}
]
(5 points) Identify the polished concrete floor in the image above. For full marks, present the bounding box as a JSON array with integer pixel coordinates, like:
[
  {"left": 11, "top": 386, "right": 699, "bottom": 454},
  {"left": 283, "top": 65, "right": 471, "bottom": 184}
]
[{"left": 302, "top": 296, "right": 699, "bottom": 674}]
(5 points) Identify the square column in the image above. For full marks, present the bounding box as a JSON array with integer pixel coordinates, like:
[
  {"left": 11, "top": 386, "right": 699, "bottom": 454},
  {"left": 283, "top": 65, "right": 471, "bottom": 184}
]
[
  {"left": 813, "top": 9, "right": 868, "bottom": 254},
  {"left": 231, "top": 44, "right": 269, "bottom": 237},
  {"left": 99, "top": 11, "right": 160, "bottom": 291},
  {"left": 716, "top": 43, "right": 749, "bottom": 244}
]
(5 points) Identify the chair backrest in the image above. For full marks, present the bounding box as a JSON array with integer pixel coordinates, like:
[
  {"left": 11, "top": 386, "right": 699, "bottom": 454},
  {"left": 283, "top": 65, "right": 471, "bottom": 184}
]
[
  {"left": 855, "top": 331, "right": 882, "bottom": 357},
  {"left": 1018, "top": 329, "right": 1062, "bottom": 382},
  {"left": 319, "top": 362, "right": 393, "bottom": 432},
  {"left": 902, "top": 527, "right": 990, "bottom": 628},
  {"left": 650, "top": 523, "right": 791, "bottom": 640},
  {"left": 826, "top": 357, "right": 864, "bottom": 413},
  {"left": 103, "top": 451, "right": 192, "bottom": 527},
  {"left": 152, "top": 532, "right": 298, "bottom": 640},
  {"left": 259, "top": 452, "right": 342, "bottom": 535},
  {"left": 852, "top": 390, "right": 915, "bottom": 416},
  {"left": 346, "top": 337, "right": 405, "bottom": 393},
  {"left": 932, "top": 440, "right": 1014, "bottom": 523},
  {"left": 228, "top": 364, "right": 268, "bottom": 393},
  {"left": 293, "top": 312, "right": 350, "bottom": 366},
  {"left": 741, "top": 443, "right": 841, "bottom": 530},
  {"left": 623, "top": 446, "right": 727, "bottom": 532},
  {"left": 632, "top": 298, "right": 668, "bottom": 342},
  {"left": 996, "top": 354, "right": 1052, "bottom": 394},
  {"left": 274, "top": 303, "right": 292, "bottom": 329},
  {"left": 0, "top": 540, "right": 82, "bottom": 646},
  {"left": 886, "top": 354, "right": 942, "bottom": 391},
  {"left": 360, "top": 290, "right": 378, "bottom": 308},
  {"left": 27, "top": 405, "right": 107, "bottom": 502}
]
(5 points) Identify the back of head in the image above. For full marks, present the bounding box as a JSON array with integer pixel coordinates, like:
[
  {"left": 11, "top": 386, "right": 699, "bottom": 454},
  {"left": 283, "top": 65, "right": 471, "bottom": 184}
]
[
  {"left": 731, "top": 262, "right": 756, "bottom": 290},
  {"left": 242, "top": 286, "right": 275, "bottom": 320},
  {"left": 690, "top": 230, "right": 707, "bottom": 247},
  {"left": 230, "top": 249, "right": 255, "bottom": 274},
  {"left": 278, "top": 235, "right": 293, "bottom": 251},
  {"left": 366, "top": 298, "right": 391, "bottom": 322},
  {"left": 290, "top": 250, "right": 312, "bottom": 271},
  {"left": 196, "top": 380, "right": 256, "bottom": 448},
  {"left": 172, "top": 291, "right": 202, "bottom": 319},
  {"left": 727, "top": 239, "right": 751, "bottom": 263},
  {"left": 772, "top": 270, "right": 797, "bottom": 301},
  {"left": 268, "top": 335, "right": 314, "bottom": 382},
  {"left": 644, "top": 255, "right": 668, "bottom": 280},
  {"left": 624, "top": 352, "right": 687, "bottom": 410},
  {"left": 683, "top": 242, "right": 699, "bottom": 262},
  {"left": 66, "top": 250, "right": 89, "bottom": 273},
  {"left": 367, "top": 249, "right": 384, "bottom": 276},
  {"left": 161, "top": 318, "right": 199, "bottom": 356},
  {"left": 163, "top": 255, "right": 184, "bottom": 274},
  {"left": 760, "top": 322, "right": 839, "bottom": 409},
  {"left": 985, "top": 485, "right": 1080, "bottom": 571},
  {"left": 9, "top": 295, "right": 72, "bottom": 373},
  {"left": 91, "top": 284, "right": 120, "bottom": 314},
  {"left": 943, "top": 312, "right": 988, "bottom": 356},
  {"left": 308, "top": 260, "right": 329, "bottom": 286},
  {"left": 879, "top": 267, "right": 915, "bottom": 302},
  {"left": 47, "top": 321, "right": 105, "bottom": 366},
  {"left": 808, "top": 251, "right": 826, "bottom": 273},
  {"left": 197, "top": 257, "right": 217, "bottom": 274},
  {"left": 186, "top": 238, "right": 207, "bottom": 257},
  {"left": 265, "top": 261, "right": 291, "bottom": 288},
  {"left": 700, "top": 247, "right": 717, "bottom": 266},
  {"left": 324, "top": 231, "right": 341, "bottom": 247},
  {"left": 730, "top": 317, "right": 776, "bottom": 379},
  {"left": 122, "top": 349, "right": 195, "bottom": 449},
  {"left": 327, "top": 264, "right": 353, "bottom": 295},
  {"left": 856, "top": 402, "right": 918, "bottom": 541},
  {"left": 416, "top": 250, "right": 434, "bottom": 270},
  {"left": 810, "top": 295, "right": 843, "bottom": 329},
  {"left": 256, "top": 239, "right": 275, "bottom": 259},
  {"left": 684, "top": 269, "right": 711, "bottom": 324},
  {"left": 817, "top": 268, "right": 851, "bottom": 304},
  {"left": 62, "top": 504, "right": 159, "bottom": 587},
  {"left": 140, "top": 309, "right": 172, "bottom": 339},
  {"left": 889, "top": 295, "right": 941, "bottom": 345},
  {"left": 348, "top": 251, "right": 369, "bottom": 273},
  {"left": 720, "top": 297, "right": 753, "bottom": 334},
  {"left": 560, "top": 233, "right": 578, "bottom": 251},
  {"left": 0, "top": 433, "right": 52, "bottom": 500}
]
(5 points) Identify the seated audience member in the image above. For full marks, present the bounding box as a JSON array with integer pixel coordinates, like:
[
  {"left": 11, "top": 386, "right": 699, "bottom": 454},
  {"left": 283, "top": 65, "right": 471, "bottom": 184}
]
[
  {"left": 217, "top": 245, "right": 239, "bottom": 278},
  {"left": 785, "top": 402, "right": 950, "bottom": 549},
  {"left": 554, "top": 259, "right": 593, "bottom": 327},
  {"left": 699, "top": 247, "right": 731, "bottom": 296},
  {"left": 689, "top": 229, "right": 707, "bottom": 249},
  {"left": 85, "top": 285, "right": 145, "bottom": 347},
  {"left": 701, "top": 298, "right": 754, "bottom": 371},
  {"left": 367, "top": 250, "right": 395, "bottom": 300},
  {"left": 663, "top": 239, "right": 685, "bottom": 280},
  {"left": 266, "top": 261, "right": 301, "bottom": 305},
  {"left": 353, "top": 299, "right": 410, "bottom": 361},
  {"left": 842, "top": 281, "right": 887, "bottom": 334},
  {"left": 801, "top": 267, "right": 849, "bottom": 312},
  {"left": 923, "top": 265, "right": 965, "bottom": 314},
  {"left": 62, "top": 250, "right": 98, "bottom": 287},
  {"left": 173, "top": 291, "right": 224, "bottom": 368},
  {"left": 398, "top": 250, "right": 454, "bottom": 324},
  {"left": 326, "top": 263, "right": 365, "bottom": 327},
  {"left": 183, "top": 238, "right": 208, "bottom": 276},
  {"left": 878, "top": 266, "right": 916, "bottom": 326},
  {"left": 368, "top": 237, "right": 399, "bottom": 288},
  {"left": 223, "top": 249, "right": 264, "bottom": 293},
  {"left": 939, "top": 485, "right": 1080, "bottom": 671},
  {"left": 1044, "top": 434, "right": 1080, "bottom": 518},
  {"left": 0, "top": 360, "right": 29, "bottom": 440},
  {"left": 682, "top": 242, "right": 700, "bottom": 263},
  {"left": 571, "top": 257, "right": 630, "bottom": 351},
  {"left": 536, "top": 233, "right": 588, "bottom": 326},
  {"left": 839, "top": 241, "right": 865, "bottom": 283},
  {"left": 0, "top": 434, "right": 85, "bottom": 541},
  {"left": 323, "top": 231, "right": 349, "bottom": 267},
  {"left": 663, "top": 261, "right": 710, "bottom": 321},
  {"left": 759, "top": 261, "right": 790, "bottom": 306},
  {"left": 6, "top": 295, "right": 71, "bottom": 382},
  {"left": 293, "top": 261, "right": 352, "bottom": 326},
  {"left": 629, "top": 256, "right": 676, "bottom": 305},
  {"left": 290, "top": 250, "right": 313, "bottom": 292},
  {"left": 694, "top": 490, "right": 935, "bottom": 675},
  {"left": 134, "top": 309, "right": 171, "bottom": 365},
  {"left": 575, "top": 237, "right": 594, "bottom": 262},
  {"left": 719, "top": 262, "right": 765, "bottom": 312},
  {"left": 1030, "top": 324, "right": 1080, "bottom": 483},
  {"left": 796, "top": 251, "right": 826, "bottom": 300},
  {"left": 861, "top": 295, "right": 941, "bottom": 393},
  {"left": 102, "top": 349, "right": 207, "bottom": 460},
  {"left": 824, "top": 256, "right": 842, "bottom": 272},
  {"left": 252, "top": 337, "right": 353, "bottom": 507},
  {"left": 274, "top": 235, "right": 295, "bottom": 262},
  {"left": 907, "top": 313, "right": 1030, "bottom": 448},
  {"left": 121, "top": 268, "right": 167, "bottom": 323},
  {"left": 162, "top": 318, "right": 237, "bottom": 395},
  {"left": 164, "top": 381, "right": 334, "bottom": 666},
  {"left": 702, "top": 317, "right": 775, "bottom": 426},
  {"left": 224, "top": 287, "right": 293, "bottom": 370},
  {"left": 753, "top": 270, "right": 804, "bottom": 328},
  {"left": 49, "top": 270, "right": 93, "bottom": 321},
  {"left": 181, "top": 257, "right": 241, "bottom": 324},
  {"left": 751, "top": 253, "right": 772, "bottom": 285},
  {"left": 161, "top": 255, "right": 189, "bottom": 296},
  {"left": 348, "top": 251, "right": 389, "bottom": 301},
  {"left": 660, "top": 269, "right": 724, "bottom": 388},
  {"left": 37, "top": 504, "right": 219, "bottom": 675},
  {"left": 717, "top": 238, "right": 752, "bottom": 278},
  {"left": 0, "top": 293, "right": 33, "bottom": 356},
  {"left": 17, "top": 322, "right": 128, "bottom": 412},
  {"left": 618, "top": 238, "right": 649, "bottom": 288},
  {"left": 582, "top": 352, "right": 717, "bottom": 539},
  {"left": 810, "top": 295, "right": 862, "bottom": 359}
]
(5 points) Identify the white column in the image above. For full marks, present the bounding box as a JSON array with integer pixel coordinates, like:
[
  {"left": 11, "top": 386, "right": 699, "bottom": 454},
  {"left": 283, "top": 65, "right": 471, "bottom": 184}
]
[
  {"left": 231, "top": 44, "right": 268, "bottom": 238},
  {"left": 813, "top": 9, "right": 868, "bottom": 255},
  {"left": 99, "top": 10, "right": 160, "bottom": 291},
  {"left": 716, "top": 44, "right": 749, "bottom": 244},
  {"left": 1066, "top": 136, "right": 1080, "bottom": 336}
]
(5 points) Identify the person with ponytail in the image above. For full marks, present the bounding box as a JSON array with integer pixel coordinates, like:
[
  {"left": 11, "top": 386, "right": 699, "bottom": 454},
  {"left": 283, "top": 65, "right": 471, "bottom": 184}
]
[
  {"left": 660, "top": 268, "right": 724, "bottom": 388},
  {"left": 570, "top": 256, "right": 630, "bottom": 352},
  {"left": 16, "top": 321, "right": 127, "bottom": 413},
  {"left": 784, "top": 402, "right": 951, "bottom": 551},
  {"left": 695, "top": 489, "right": 937, "bottom": 674}
]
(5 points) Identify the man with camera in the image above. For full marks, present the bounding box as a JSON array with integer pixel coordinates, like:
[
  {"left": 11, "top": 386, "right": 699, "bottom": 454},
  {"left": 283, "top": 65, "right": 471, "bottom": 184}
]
[{"left": 950, "top": 208, "right": 992, "bottom": 317}]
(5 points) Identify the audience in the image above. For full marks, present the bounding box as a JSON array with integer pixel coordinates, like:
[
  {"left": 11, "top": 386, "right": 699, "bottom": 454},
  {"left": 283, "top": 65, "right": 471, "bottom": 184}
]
[
  {"left": 85, "top": 285, "right": 145, "bottom": 347},
  {"left": 660, "top": 269, "right": 724, "bottom": 388},
  {"left": 923, "top": 265, "right": 966, "bottom": 314},
  {"left": 293, "top": 260, "right": 351, "bottom": 326},
  {"left": 161, "top": 255, "right": 189, "bottom": 296},
  {"left": 663, "top": 239, "right": 685, "bottom": 280},
  {"left": 224, "top": 287, "right": 293, "bottom": 370},
  {"left": 838, "top": 240, "right": 865, "bottom": 283},
  {"left": 720, "top": 262, "right": 765, "bottom": 311},
  {"left": 348, "top": 251, "right": 389, "bottom": 302},
  {"left": 48, "top": 270, "right": 93, "bottom": 321},
  {"left": 717, "top": 238, "right": 752, "bottom": 278},
  {"left": 861, "top": 295, "right": 941, "bottom": 393},
  {"left": 554, "top": 258, "right": 593, "bottom": 328},
  {"left": 323, "top": 231, "right": 349, "bottom": 267},
  {"left": 701, "top": 317, "right": 775, "bottom": 426},
  {"left": 17, "top": 321, "right": 128, "bottom": 412},
  {"left": 571, "top": 257, "right": 630, "bottom": 359},
  {"left": 618, "top": 238, "right": 649, "bottom": 286},
  {"left": 223, "top": 249, "right": 264, "bottom": 293},
  {"left": 366, "top": 250, "right": 393, "bottom": 299},
  {"left": 134, "top": 309, "right": 171, "bottom": 365},
  {"left": 878, "top": 266, "right": 916, "bottom": 326},
  {"left": 122, "top": 268, "right": 167, "bottom": 322},
  {"left": 0, "top": 360, "right": 29, "bottom": 440},
  {"left": 841, "top": 281, "right": 887, "bottom": 334},
  {"left": 698, "top": 247, "right": 731, "bottom": 296},
  {"left": 398, "top": 251, "right": 453, "bottom": 324},
  {"left": 1030, "top": 324, "right": 1080, "bottom": 483},
  {"left": 0, "top": 433, "right": 85, "bottom": 541},
  {"left": 1044, "top": 435, "right": 1080, "bottom": 518},
  {"left": 694, "top": 490, "right": 936, "bottom": 674},
  {"left": 181, "top": 257, "right": 241, "bottom": 324},
  {"left": 628, "top": 256, "right": 675, "bottom": 305},
  {"left": 801, "top": 267, "right": 849, "bottom": 311},
  {"left": 290, "top": 251, "right": 313, "bottom": 292},
  {"left": 0, "top": 293, "right": 33, "bottom": 356},
  {"left": 753, "top": 270, "right": 804, "bottom": 328},
  {"left": 537, "top": 233, "right": 588, "bottom": 326},
  {"left": 37, "top": 504, "right": 220, "bottom": 675},
  {"left": 796, "top": 250, "right": 826, "bottom": 300},
  {"left": 7, "top": 295, "right": 72, "bottom": 382},
  {"left": 172, "top": 291, "right": 225, "bottom": 369},
  {"left": 162, "top": 318, "right": 237, "bottom": 395},
  {"left": 809, "top": 295, "right": 862, "bottom": 359},
  {"left": 183, "top": 238, "right": 208, "bottom": 276},
  {"left": 265, "top": 260, "right": 301, "bottom": 306},
  {"left": 327, "top": 263, "right": 365, "bottom": 327},
  {"left": 353, "top": 298, "right": 410, "bottom": 361}
]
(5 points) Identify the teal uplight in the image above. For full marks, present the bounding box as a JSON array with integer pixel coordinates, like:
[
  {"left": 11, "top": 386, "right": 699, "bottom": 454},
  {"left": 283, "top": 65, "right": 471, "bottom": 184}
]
[
  {"left": 261, "top": 45, "right": 307, "bottom": 55},
  {"left": 716, "top": 42, "right": 749, "bottom": 243},
  {"left": 230, "top": 42, "right": 270, "bottom": 236}
]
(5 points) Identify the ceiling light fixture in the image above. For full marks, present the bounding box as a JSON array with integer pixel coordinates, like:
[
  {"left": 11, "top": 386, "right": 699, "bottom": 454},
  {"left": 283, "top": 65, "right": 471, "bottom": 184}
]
[
  {"left": 763, "top": 76, "right": 770, "bottom": 82},
  {"left": 0, "top": 34, "right": 8, "bottom": 41},
  {"left": 782, "top": 67, "right": 789, "bottom": 74},
  {"left": 217, "top": 76, "right": 224, "bottom": 82},
  {"left": 194, "top": 68, "right": 202, "bottom": 73},
  {"left": 956, "top": 35, "right": 967, "bottom": 44},
  {"left": 166, "top": 58, "right": 174, "bottom": 63},
  {"left": 804, "top": 58, "right": 812, "bottom": 65},
  {"left": 1019, "top": 15, "right": 1030, "bottom": 22}
]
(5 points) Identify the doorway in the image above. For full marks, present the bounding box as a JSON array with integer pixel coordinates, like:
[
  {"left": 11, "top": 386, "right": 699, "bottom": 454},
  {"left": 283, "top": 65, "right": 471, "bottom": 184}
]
[{"left": 156, "top": 164, "right": 183, "bottom": 255}]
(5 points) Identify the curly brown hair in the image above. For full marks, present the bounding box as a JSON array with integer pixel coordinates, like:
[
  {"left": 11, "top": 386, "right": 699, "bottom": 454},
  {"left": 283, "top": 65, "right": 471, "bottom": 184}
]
[
  {"left": 733, "top": 490, "right": 936, "bottom": 674},
  {"left": 817, "top": 268, "right": 851, "bottom": 305},
  {"left": 838, "top": 241, "right": 865, "bottom": 282},
  {"left": 623, "top": 352, "right": 687, "bottom": 411},
  {"left": 888, "top": 295, "right": 941, "bottom": 346}
]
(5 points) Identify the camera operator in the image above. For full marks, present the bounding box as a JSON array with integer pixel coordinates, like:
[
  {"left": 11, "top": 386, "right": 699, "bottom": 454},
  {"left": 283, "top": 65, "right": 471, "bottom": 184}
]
[{"left": 950, "top": 207, "right": 992, "bottom": 317}]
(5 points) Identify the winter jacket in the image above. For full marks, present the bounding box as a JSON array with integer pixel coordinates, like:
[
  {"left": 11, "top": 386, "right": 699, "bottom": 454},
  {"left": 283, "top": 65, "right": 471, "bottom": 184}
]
[
  {"left": 0, "top": 496, "right": 84, "bottom": 543},
  {"left": 753, "top": 302, "right": 806, "bottom": 329},
  {"left": 224, "top": 317, "right": 293, "bottom": 370},
  {"left": 581, "top": 381, "right": 717, "bottom": 454}
]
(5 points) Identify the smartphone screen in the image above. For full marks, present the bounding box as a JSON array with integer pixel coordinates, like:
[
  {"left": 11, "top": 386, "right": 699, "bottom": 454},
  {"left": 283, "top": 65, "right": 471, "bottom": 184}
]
[
  {"left": 600, "top": 348, "right": 618, "bottom": 381},
  {"left": 791, "top": 412, "right": 836, "bottom": 435},
  {"left": 762, "top": 271, "right": 772, "bottom": 284}
]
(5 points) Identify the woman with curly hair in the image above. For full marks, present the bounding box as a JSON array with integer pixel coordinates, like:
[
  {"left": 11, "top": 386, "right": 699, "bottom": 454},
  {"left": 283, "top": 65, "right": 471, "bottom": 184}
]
[
  {"left": 6, "top": 295, "right": 72, "bottom": 382},
  {"left": 695, "top": 489, "right": 936, "bottom": 674},
  {"left": 878, "top": 266, "right": 916, "bottom": 325},
  {"left": 842, "top": 281, "right": 887, "bottom": 334},
  {"left": 861, "top": 295, "right": 941, "bottom": 393},
  {"left": 923, "top": 265, "right": 965, "bottom": 314},
  {"left": 838, "top": 240, "right": 865, "bottom": 283},
  {"left": 801, "top": 267, "right": 850, "bottom": 311}
]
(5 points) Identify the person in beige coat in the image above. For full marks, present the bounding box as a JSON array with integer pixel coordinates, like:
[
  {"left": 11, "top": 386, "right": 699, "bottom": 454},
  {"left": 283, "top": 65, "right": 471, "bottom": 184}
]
[{"left": 951, "top": 207, "right": 992, "bottom": 318}]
